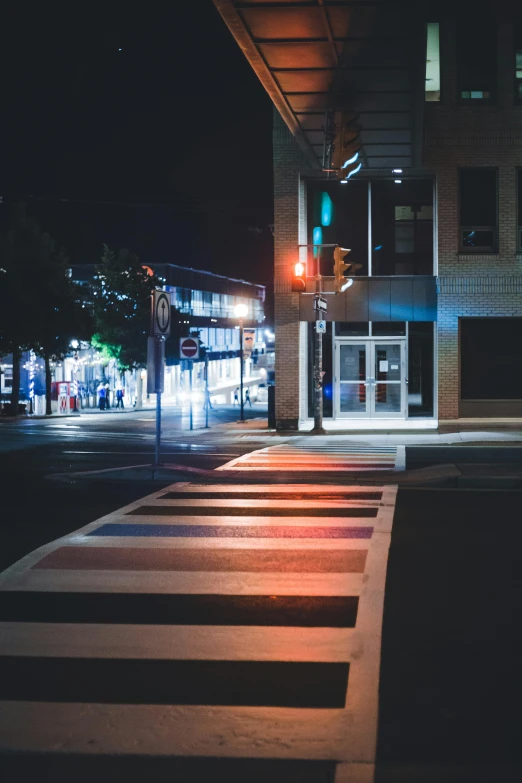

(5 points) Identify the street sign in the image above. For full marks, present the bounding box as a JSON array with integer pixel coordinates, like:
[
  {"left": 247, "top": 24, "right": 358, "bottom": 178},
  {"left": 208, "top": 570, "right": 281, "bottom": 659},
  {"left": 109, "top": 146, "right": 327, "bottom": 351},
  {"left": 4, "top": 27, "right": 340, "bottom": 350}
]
[
  {"left": 316, "top": 320, "right": 326, "bottom": 333},
  {"left": 314, "top": 295, "right": 328, "bottom": 313},
  {"left": 180, "top": 336, "right": 200, "bottom": 360},
  {"left": 153, "top": 290, "right": 171, "bottom": 337}
]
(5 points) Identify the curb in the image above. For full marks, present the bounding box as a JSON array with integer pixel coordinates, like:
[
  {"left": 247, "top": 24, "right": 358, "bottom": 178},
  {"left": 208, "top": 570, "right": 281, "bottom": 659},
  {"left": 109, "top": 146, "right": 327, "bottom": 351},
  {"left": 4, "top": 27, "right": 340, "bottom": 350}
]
[{"left": 47, "top": 462, "right": 465, "bottom": 486}]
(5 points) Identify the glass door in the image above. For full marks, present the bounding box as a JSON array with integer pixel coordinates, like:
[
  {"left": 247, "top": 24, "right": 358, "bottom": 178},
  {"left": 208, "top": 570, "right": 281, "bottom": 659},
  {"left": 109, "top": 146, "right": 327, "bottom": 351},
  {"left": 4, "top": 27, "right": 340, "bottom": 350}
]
[
  {"left": 370, "top": 342, "right": 405, "bottom": 418},
  {"left": 337, "top": 343, "right": 370, "bottom": 417},
  {"left": 335, "top": 340, "right": 406, "bottom": 419}
]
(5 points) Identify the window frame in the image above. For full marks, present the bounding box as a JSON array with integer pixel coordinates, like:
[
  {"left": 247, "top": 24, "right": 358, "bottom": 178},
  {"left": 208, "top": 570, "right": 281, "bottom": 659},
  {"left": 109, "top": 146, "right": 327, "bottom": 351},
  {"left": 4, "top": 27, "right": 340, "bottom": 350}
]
[
  {"left": 515, "top": 23, "right": 522, "bottom": 105},
  {"left": 456, "top": 20, "right": 497, "bottom": 105},
  {"left": 458, "top": 168, "right": 498, "bottom": 254},
  {"left": 518, "top": 168, "right": 522, "bottom": 251}
]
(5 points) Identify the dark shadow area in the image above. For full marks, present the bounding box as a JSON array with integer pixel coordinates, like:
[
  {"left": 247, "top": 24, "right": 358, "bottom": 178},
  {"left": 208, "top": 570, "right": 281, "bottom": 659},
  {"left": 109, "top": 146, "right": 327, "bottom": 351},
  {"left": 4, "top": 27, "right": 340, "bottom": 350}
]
[
  {"left": 377, "top": 488, "right": 522, "bottom": 771},
  {"left": 0, "top": 755, "right": 336, "bottom": 783}
]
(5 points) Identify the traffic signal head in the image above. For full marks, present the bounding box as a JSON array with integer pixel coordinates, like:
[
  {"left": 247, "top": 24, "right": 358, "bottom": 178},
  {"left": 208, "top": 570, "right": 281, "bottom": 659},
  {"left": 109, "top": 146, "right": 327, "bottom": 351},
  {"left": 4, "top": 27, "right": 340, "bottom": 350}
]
[
  {"left": 333, "top": 247, "right": 362, "bottom": 292},
  {"left": 331, "top": 111, "right": 362, "bottom": 181},
  {"left": 333, "top": 247, "right": 351, "bottom": 292},
  {"left": 291, "top": 261, "right": 306, "bottom": 292}
]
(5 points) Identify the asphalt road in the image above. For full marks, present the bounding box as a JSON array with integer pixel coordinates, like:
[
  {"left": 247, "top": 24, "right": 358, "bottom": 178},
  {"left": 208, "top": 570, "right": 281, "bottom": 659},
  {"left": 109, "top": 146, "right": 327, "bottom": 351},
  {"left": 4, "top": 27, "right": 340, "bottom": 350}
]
[
  {"left": 377, "top": 487, "right": 522, "bottom": 781},
  {"left": 0, "top": 415, "right": 521, "bottom": 780},
  {"left": 0, "top": 406, "right": 266, "bottom": 571}
]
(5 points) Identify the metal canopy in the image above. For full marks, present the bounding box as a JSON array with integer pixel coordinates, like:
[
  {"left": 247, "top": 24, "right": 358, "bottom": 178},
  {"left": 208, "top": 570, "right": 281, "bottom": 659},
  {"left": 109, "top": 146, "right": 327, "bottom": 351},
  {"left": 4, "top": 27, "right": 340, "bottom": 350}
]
[{"left": 213, "top": 1, "right": 425, "bottom": 173}]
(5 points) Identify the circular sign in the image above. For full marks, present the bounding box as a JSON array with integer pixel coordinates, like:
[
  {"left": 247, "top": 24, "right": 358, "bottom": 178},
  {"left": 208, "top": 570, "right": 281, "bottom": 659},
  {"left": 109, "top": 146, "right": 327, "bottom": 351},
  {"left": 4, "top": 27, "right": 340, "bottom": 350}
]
[
  {"left": 180, "top": 337, "right": 199, "bottom": 359},
  {"left": 155, "top": 292, "right": 171, "bottom": 335}
]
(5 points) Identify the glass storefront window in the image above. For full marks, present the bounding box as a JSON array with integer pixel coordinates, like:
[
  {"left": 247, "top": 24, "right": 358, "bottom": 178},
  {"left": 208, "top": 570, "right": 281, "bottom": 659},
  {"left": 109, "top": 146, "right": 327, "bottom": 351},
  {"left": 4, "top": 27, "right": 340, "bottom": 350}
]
[
  {"left": 408, "top": 322, "right": 434, "bottom": 417},
  {"left": 372, "top": 180, "right": 433, "bottom": 275},
  {"left": 307, "top": 180, "right": 368, "bottom": 276},
  {"left": 335, "top": 322, "right": 370, "bottom": 337},
  {"left": 372, "top": 322, "right": 406, "bottom": 337}
]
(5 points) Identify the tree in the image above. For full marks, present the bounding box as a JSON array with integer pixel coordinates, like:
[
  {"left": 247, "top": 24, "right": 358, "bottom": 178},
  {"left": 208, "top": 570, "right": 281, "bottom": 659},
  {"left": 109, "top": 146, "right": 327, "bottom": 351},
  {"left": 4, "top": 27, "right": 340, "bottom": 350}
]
[
  {"left": 91, "top": 245, "right": 188, "bottom": 372},
  {"left": 0, "top": 202, "right": 89, "bottom": 414},
  {"left": 91, "top": 245, "right": 160, "bottom": 372}
]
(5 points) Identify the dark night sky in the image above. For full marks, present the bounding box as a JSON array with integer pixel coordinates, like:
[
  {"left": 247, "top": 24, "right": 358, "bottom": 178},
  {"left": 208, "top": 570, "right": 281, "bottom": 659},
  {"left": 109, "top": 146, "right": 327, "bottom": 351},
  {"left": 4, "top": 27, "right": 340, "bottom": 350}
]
[{"left": 1, "top": 2, "right": 274, "bottom": 286}]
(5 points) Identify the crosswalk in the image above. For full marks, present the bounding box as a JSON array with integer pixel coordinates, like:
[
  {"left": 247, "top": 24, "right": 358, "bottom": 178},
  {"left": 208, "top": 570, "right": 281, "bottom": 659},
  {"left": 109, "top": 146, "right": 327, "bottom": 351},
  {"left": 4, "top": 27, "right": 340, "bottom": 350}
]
[
  {"left": 0, "top": 480, "right": 397, "bottom": 782},
  {"left": 219, "top": 442, "right": 400, "bottom": 472}
]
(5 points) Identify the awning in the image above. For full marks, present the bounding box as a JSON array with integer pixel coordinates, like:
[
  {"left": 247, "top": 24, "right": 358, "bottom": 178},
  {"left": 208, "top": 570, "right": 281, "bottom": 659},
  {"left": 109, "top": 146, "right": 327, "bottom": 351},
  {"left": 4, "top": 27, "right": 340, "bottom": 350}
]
[{"left": 213, "top": 1, "right": 426, "bottom": 173}]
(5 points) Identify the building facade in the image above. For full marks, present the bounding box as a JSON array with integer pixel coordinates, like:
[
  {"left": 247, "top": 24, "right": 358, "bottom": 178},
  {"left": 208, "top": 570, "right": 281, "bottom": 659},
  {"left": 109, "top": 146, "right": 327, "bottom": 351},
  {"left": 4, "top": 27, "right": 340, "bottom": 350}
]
[
  {"left": 1, "top": 264, "right": 268, "bottom": 413},
  {"left": 214, "top": 0, "right": 522, "bottom": 429}
]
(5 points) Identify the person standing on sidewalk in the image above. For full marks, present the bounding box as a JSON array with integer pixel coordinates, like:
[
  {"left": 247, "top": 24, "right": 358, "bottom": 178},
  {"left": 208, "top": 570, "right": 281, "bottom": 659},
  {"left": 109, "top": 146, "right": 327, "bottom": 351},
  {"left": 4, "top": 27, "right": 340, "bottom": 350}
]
[
  {"left": 97, "top": 383, "right": 106, "bottom": 410},
  {"left": 245, "top": 388, "right": 252, "bottom": 407},
  {"left": 116, "top": 386, "right": 124, "bottom": 409}
]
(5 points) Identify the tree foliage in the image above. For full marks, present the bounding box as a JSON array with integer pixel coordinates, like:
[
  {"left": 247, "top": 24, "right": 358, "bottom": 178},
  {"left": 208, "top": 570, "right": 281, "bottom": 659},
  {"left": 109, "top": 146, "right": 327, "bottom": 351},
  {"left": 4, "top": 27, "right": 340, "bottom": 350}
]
[
  {"left": 0, "top": 202, "right": 90, "bottom": 412},
  {"left": 91, "top": 245, "right": 160, "bottom": 371}
]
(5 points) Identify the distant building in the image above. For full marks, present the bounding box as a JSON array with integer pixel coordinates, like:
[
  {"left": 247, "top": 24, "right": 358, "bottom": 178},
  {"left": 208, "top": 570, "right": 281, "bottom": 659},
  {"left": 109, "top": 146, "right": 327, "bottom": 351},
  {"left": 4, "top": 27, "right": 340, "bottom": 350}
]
[
  {"left": 214, "top": 0, "right": 522, "bottom": 429},
  {"left": 1, "top": 263, "right": 268, "bottom": 413}
]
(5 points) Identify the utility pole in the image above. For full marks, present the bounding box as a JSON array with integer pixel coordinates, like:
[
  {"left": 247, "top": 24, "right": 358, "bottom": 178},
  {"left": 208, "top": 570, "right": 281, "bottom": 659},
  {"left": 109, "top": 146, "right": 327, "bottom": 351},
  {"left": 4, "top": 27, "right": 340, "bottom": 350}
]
[
  {"left": 311, "top": 265, "right": 327, "bottom": 435},
  {"left": 149, "top": 289, "right": 171, "bottom": 467}
]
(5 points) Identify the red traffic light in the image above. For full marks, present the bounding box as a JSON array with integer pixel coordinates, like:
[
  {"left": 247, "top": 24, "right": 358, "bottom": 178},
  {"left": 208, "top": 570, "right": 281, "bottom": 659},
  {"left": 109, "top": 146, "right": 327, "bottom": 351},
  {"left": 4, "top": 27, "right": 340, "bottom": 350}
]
[{"left": 291, "top": 261, "right": 306, "bottom": 292}]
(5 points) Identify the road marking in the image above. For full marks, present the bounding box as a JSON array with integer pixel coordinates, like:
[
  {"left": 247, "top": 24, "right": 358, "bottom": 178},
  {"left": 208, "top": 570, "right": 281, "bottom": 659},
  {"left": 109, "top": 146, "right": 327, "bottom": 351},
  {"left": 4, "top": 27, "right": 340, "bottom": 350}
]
[
  {"left": 218, "top": 442, "right": 399, "bottom": 472},
  {"left": 0, "top": 479, "right": 397, "bottom": 780}
]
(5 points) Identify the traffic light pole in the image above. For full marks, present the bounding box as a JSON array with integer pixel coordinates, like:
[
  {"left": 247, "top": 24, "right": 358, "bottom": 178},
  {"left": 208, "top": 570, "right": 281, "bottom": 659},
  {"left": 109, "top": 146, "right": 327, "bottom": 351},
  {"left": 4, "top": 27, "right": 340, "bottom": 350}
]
[
  {"left": 311, "top": 270, "right": 326, "bottom": 435},
  {"left": 238, "top": 318, "right": 245, "bottom": 422}
]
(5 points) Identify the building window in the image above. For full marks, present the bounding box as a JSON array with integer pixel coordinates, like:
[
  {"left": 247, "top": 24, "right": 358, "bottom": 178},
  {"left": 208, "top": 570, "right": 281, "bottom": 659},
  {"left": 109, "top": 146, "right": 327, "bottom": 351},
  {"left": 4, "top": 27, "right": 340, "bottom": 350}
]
[
  {"left": 307, "top": 180, "right": 368, "bottom": 276},
  {"left": 457, "top": 21, "right": 496, "bottom": 102},
  {"left": 408, "top": 323, "right": 434, "bottom": 417},
  {"left": 425, "top": 23, "right": 440, "bottom": 102},
  {"left": 461, "top": 319, "right": 522, "bottom": 401},
  {"left": 459, "top": 169, "right": 497, "bottom": 252},
  {"left": 516, "top": 24, "right": 522, "bottom": 103},
  {"left": 518, "top": 170, "right": 522, "bottom": 249},
  {"left": 372, "top": 179, "right": 433, "bottom": 275}
]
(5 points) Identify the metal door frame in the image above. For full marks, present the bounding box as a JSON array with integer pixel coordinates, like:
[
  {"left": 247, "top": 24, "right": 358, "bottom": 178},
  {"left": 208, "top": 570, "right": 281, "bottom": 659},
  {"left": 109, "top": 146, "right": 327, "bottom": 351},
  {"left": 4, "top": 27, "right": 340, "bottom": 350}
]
[{"left": 334, "top": 338, "right": 407, "bottom": 419}]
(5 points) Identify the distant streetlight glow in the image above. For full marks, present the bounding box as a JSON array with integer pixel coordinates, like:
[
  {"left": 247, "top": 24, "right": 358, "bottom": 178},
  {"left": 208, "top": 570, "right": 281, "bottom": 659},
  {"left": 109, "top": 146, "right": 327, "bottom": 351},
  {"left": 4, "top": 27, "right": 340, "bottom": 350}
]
[
  {"left": 394, "top": 179, "right": 402, "bottom": 184},
  {"left": 234, "top": 303, "right": 248, "bottom": 318}
]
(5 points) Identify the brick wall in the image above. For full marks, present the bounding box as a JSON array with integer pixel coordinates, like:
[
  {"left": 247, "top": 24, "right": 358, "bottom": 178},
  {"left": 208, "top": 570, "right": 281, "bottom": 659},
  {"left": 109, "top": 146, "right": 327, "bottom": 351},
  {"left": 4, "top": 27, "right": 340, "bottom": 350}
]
[
  {"left": 425, "top": 18, "right": 522, "bottom": 418},
  {"left": 273, "top": 113, "right": 312, "bottom": 429}
]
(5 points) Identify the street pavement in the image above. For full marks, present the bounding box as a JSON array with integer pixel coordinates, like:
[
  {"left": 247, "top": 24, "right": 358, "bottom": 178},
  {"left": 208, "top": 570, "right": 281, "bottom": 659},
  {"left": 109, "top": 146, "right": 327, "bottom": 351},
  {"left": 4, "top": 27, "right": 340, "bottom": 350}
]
[{"left": 0, "top": 413, "right": 521, "bottom": 780}]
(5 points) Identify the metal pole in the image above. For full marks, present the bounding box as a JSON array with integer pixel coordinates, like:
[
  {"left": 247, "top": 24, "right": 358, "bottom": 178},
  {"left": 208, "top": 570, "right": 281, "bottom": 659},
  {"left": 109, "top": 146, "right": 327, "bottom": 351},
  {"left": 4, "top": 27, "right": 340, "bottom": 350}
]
[
  {"left": 154, "top": 337, "right": 162, "bottom": 466},
  {"left": 311, "top": 260, "right": 326, "bottom": 435},
  {"left": 239, "top": 320, "right": 245, "bottom": 422},
  {"left": 189, "top": 360, "right": 193, "bottom": 431},
  {"left": 205, "top": 353, "right": 209, "bottom": 428}
]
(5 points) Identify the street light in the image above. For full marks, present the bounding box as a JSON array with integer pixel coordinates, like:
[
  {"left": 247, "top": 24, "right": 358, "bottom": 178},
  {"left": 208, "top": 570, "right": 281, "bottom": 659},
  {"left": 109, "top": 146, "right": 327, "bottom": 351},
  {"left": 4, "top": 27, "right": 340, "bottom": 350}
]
[{"left": 234, "top": 303, "right": 249, "bottom": 422}]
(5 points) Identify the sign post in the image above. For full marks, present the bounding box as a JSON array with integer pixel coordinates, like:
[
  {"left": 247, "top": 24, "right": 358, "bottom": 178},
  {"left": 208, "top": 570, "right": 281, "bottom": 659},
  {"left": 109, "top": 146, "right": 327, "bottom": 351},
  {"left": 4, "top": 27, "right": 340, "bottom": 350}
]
[
  {"left": 311, "top": 282, "right": 327, "bottom": 434},
  {"left": 180, "top": 337, "right": 200, "bottom": 431},
  {"left": 150, "top": 289, "right": 171, "bottom": 467},
  {"left": 204, "top": 353, "right": 210, "bottom": 429}
]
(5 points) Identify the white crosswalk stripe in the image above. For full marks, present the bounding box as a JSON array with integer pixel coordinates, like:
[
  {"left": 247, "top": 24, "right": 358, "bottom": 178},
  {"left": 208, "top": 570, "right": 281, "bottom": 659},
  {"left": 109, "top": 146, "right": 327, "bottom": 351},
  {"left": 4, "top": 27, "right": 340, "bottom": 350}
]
[
  {"left": 0, "top": 481, "right": 398, "bottom": 782},
  {"left": 218, "top": 441, "right": 399, "bottom": 472}
]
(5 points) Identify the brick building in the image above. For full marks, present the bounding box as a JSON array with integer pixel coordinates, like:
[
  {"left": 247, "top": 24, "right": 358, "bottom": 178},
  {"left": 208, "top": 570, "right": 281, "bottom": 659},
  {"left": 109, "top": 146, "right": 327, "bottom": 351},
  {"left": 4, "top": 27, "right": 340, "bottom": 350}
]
[{"left": 214, "top": 0, "right": 522, "bottom": 429}]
